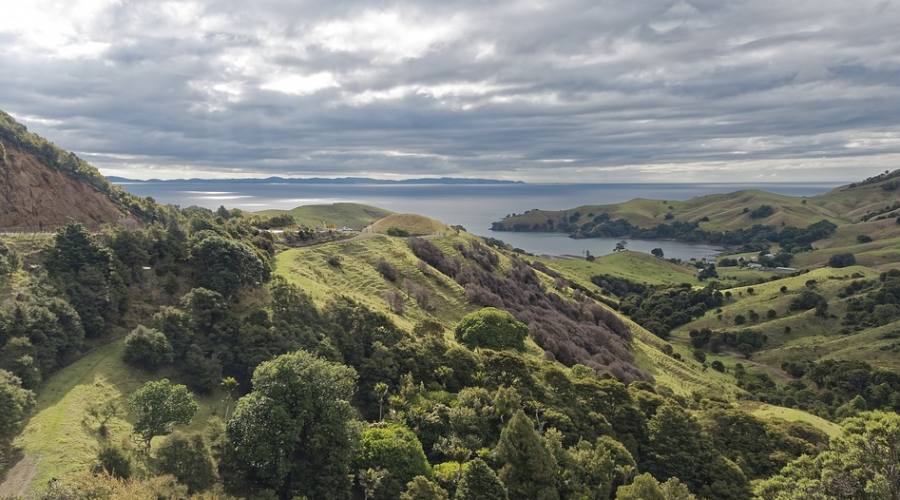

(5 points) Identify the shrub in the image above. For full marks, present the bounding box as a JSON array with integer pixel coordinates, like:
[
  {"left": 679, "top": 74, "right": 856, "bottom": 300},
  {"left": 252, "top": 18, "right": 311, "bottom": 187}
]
[
  {"left": 356, "top": 423, "right": 431, "bottom": 500},
  {"left": 123, "top": 326, "right": 174, "bottom": 371},
  {"left": 828, "top": 253, "right": 856, "bottom": 268},
  {"left": 455, "top": 308, "right": 528, "bottom": 351},
  {"left": 387, "top": 227, "right": 411, "bottom": 237},
  {"left": 749, "top": 205, "right": 775, "bottom": 219},
  {"left": 155, "top": 433, "right": 216, "bottom": 493},
  {"left": 856, "top": 234, "right": 873, "bottom": 244},
  {"left": 375, "top": 259, "right": 399, "bottom": 282},
  {"left": 326, "top": 255, "right": 342, "bottom": 267},
  {"left": 93, "top": 446, "right": 131, "bottom": 479}
]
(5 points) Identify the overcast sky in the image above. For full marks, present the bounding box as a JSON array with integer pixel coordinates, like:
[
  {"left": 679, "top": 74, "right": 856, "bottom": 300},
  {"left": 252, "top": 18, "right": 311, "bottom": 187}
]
[{"left": 2, "top": 0, "right": 900, "bottom": 182}]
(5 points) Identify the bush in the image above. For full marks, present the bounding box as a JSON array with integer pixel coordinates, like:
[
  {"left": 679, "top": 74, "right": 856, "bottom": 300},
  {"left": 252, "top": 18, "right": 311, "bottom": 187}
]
[
  {"left": 387, "top": 227, "right": 411, "bottom": 237},
  {"left": 93, "top": 446, "right": 131, "bottom": 479},
  {"left": 155, "top": 433, "right": 216, "bottom": 493},
  {"left": 856, "top": 234, "right": 873, "bottom": 244},
  {"left": 375, "top": 259, "right": 399, "bottom": 282},
  {"left": 123, "top": 326, "right": 174, "bottom": 371},
  {"left": 455, "top": 308, "right": 528, "bottom": 351},
  {"left": 828, "top": 253, "right": 856, "bottom": 268},
  {"left": 356, "top": 423, "right": 431, "bottom": 499},
  {"left": 749, "top": 205, "right": 775, "bottom": 219},
  {"left": 326, "top": 255, "right": 342, "bottom": 267}
]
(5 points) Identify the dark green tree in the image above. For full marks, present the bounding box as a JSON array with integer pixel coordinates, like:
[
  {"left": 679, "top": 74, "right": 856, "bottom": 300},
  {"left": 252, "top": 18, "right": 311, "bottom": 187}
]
[
  {"left": 189, "top": 235, "right": 268, "bottom": 297},
  {"left": 456, "top": 458, "right": 508, "bottom": 500},
  {"left": 221, "top": 350, "right": 358, "bottom": 499},
  {"left": 123, "top": 325, "right": 174, "bottom": 370},
  {"left": 46, "top": 224, "right": 122, "bottom": 337},
  {"left": 641, "top": 403, "right": 749, "bottom": 499},
  {"left": 495, "top": 410, "right": 558, "bottom": 500},
  {"left": 154, "top": 433, "right": 217, "bottom": 493}
]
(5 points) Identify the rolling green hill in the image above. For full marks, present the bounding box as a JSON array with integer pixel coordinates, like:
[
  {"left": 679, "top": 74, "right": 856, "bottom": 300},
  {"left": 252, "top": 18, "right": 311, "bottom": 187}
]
[
  {"left": 366, "top": 213, "right": 448, "bottom": 235},
  {"left": 493, "top": 189, "right": 848, "bottom": 234},
  {"left": 256, "top": 202, "right": 393, "bottom": 229}
]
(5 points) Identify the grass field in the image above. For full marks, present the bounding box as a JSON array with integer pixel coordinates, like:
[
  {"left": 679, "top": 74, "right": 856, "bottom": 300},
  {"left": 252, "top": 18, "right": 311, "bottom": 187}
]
[
  {"left": 538, "top": 251, "right": 700, "bottom": 288},
  {"left": 6, "top": 339, "right": 221, "bottom": 496},
  {"left": 275, "top": 233, "right": 474, "bottom": 331},
  {"left": 366, "top": 213, "right": 447, "bottom": 235},
  {"left": 672, "top": 265, "right": 880, "bottom": 346},
  {"left": 256, "top": 202, "right": 392, "bottom": 229},
  {"left": 742, "top": 402, "right": 842, "bottom": 438}
]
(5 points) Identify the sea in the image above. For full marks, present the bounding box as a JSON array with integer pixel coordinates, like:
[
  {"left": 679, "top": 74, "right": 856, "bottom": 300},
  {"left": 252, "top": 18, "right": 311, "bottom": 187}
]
[{"left": 114, "top": 180, "right": 841, "bottom": 261}]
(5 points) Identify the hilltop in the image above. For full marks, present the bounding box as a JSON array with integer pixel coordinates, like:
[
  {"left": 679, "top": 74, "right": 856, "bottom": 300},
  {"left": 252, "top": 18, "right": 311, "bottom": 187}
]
[
  {"left": 0, "top": 111, "right": 163, "bottom": 231},
  {"left": 491, "top": 171, "right": 900, "bottom": 238},
  {"left": 256, "top": 202, "right": 393, "bottom": 230}
]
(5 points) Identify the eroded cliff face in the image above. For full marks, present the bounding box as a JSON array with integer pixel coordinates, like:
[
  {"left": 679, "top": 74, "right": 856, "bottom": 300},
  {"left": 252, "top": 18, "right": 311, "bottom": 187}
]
[{"left": 0, "top": 141, "right": 135, "bottom": 231}]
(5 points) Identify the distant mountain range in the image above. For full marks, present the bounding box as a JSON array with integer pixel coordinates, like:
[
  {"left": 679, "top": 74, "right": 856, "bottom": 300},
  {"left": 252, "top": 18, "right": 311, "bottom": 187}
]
[{"left": 107, "top": 176, "right": 524, "bottom": 185}]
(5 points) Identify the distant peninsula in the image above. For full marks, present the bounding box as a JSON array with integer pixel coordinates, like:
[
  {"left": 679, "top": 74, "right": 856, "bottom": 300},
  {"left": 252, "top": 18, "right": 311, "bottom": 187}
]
[{"left": 107, "top": 176, "right": 524, "bottom": 185}]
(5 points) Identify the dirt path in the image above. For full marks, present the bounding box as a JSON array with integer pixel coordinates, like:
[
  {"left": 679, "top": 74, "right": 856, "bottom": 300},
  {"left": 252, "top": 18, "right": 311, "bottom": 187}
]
[{"left": 0, "top": 454, "right": 39, "bottom": 498}]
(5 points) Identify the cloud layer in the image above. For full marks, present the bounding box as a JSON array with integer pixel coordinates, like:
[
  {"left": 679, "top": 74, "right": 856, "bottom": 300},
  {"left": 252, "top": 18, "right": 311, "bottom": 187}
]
[{"left": 2, "top": 0, "right": 899, "bottom": 181}]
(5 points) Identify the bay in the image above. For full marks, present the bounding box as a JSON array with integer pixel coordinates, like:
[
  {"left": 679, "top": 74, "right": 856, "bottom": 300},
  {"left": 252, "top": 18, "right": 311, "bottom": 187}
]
[{"left": 115, "top": 180, "right": 840, "bottom": 260}]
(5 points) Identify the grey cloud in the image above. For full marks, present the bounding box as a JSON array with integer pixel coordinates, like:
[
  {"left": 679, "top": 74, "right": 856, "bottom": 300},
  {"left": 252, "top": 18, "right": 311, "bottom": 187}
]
[{"left": 1, "top": 0, "right": 899, "bottom": 181}]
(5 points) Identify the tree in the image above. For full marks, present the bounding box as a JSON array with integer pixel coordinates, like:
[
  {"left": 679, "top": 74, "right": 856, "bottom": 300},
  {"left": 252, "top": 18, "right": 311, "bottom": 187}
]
[
  {"left": 651, "top": 248, "right": 664, "bottom": 258},
  {"left": 355, "top": 423, "right": 431, "bottom": 499},
  {"left": 456, "top": 458, "right": 508, "bottom": 500},
  {"left": 374, "top": 382, "right": 389, "bottom": 421},
  {"left": 128, "top": 379, "right": 197, "bottom": 446},
  {"left": 641, "top": 403, "right": 749, "bottom": 499},
  {"left": 123, "top": 326, "right": 174, "bottom": 370},
  {"left": 755, "top": 411, "right": 899, "bottom": 499},
  {"left": 828, "top": 252, "right": 857, "bottom": 268},
  {"left": 0, "top": 370, "right": 34, "bottom": 466},
  {"left": 615, "top": 473, "right": 696, "bottom": 500},
  {"left": 455, "top": 308, "right": 528, "bottom": 351},
  {"left": 46, "top": 224, "right": 121, "bottom": 337},
  {"left": 401, "top": 475, "right": 449, "bottom": 500},
  {"left": 189, "top": 235, "right": 268, "bottom": 297},
  {"left": 154, "top": 433, "right": 217, "bottom": 493},
  {"left": 495, "top": 410, "right": 558, "bottom": 500},
  {"left": 221, "top": 350, "right": 358, "bottom": 499}
]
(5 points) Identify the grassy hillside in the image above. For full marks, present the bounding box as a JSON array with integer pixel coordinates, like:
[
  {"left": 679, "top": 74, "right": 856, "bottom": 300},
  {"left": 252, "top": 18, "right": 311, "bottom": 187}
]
[
  {"left": 494, "top": 189, "right": 846, "bottom": 233},
  {"left": 256, "top": 202, "right": 393, "bottom": 229},
  {"left": 535, "top": 251, "right": 699, "bottom": 299},
  {"left": 2, "top": 339, "right": 221, "bottom": 496},
  {"left": 274, "top": 233, "right": 744, "bottom": 398},
  {"left": 366, "top": 213, "right": 447, "bottom": 236},
  {"left": 813, "top": 170, "right": 900, "bottom": 221},
  {"left": 275, "top": 233, "right": 474, "bottom": 331}
]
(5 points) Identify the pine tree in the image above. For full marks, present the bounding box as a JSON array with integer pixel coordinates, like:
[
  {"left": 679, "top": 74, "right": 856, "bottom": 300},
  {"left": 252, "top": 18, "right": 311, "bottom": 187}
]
[
  {"left": 455, "top": 459, "right": 508, "bottom": 500},
  {"left": 495, "top": 410, "right": 558, "bottom": 500}
]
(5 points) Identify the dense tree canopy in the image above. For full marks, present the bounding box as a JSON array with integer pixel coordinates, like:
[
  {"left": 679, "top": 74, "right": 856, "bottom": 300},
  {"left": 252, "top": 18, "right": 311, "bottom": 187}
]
[{"left": 221, "top": 350, "right": 358, "bottom": 499}]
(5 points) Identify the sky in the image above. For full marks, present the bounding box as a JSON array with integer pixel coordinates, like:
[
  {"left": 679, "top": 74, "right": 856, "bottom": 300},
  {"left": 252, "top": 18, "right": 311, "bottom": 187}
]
[{"left": 1, "top": 0, "right": 900, "bottom": 182}]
